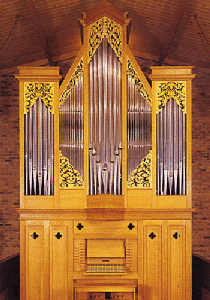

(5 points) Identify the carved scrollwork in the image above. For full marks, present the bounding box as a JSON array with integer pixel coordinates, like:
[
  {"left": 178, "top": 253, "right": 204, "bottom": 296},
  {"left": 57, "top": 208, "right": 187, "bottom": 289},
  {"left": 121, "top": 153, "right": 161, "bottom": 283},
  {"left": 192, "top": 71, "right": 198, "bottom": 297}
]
[
  {"left": 24, "top": 82, "right": 54, "bottom": 114},
  {"left": 88, "top": 16, "right": 122, "bottom": 62},
  {"left": 156, "top": 81, "right": 186, "bottom": 114},
  {"left": 59, "top": 59, "right": 83, "bottom": 106},
  {"left": 127, "top": 60, "right": 152, "bottom": 106},
  {"left": 59, "top": 150, "right": 83, "bottom": 188},
  {"left": 128, "top": 150, "right": 152, "bottom": 188}
]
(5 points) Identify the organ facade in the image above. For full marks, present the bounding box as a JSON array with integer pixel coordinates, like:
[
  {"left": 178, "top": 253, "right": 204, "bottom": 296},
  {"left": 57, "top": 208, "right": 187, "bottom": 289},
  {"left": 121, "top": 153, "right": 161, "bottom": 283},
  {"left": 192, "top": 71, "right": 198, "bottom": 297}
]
[{"left": 16, "top": 1, "right": 195, "bottom": 299}]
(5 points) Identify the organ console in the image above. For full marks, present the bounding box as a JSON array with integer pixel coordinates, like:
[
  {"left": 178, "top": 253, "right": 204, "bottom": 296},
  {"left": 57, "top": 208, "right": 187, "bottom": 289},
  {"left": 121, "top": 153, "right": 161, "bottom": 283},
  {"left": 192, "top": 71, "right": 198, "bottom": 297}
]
[{"left": 16, "top": 0, "right": 195, "bottom": 299}]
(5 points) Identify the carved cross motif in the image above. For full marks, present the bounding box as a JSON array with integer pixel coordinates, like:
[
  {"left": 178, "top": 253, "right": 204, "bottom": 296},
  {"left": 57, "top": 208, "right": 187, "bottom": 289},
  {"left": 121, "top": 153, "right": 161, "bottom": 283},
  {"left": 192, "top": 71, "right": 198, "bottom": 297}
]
[
  {"left": 173, "top": 232, "right": 180, "bottom": 239},
  {"left": 55, "top": 232, "right": 62, "bottom": 239},
  {"left": 128, "top": 223, "right": 135, "bottom": 230},
  {"left": 149, "top": 232, "right": 156, "bottom": 239},
  {"left": 77, "top": 223, "right": 84, "bottom": 230},
  {"left": 31, "top": 232, "right": 39, "bottom": 239}
]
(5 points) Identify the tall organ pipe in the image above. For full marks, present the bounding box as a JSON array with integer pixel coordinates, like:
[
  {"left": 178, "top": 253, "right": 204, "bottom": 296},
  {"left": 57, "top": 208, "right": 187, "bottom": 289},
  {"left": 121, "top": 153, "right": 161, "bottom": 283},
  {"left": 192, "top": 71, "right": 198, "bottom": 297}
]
[
  {"left": 89, "top": 38, "right": 122, "bottom": 195},
  {"left": 24, "top": 98, "right": 54, "bottom": 195},
  {"left": 156, "top": 98, "right": 186, "bottom": 195}
]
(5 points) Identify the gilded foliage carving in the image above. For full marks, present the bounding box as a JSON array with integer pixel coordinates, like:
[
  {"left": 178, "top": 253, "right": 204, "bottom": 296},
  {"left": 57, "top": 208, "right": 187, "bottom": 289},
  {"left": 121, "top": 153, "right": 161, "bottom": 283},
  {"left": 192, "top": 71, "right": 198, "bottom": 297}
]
[
  {"left": 127, "top": 60, "right": 152, "bottom": 106},
  {"left": 88, "top": 16, "right": 122, "bottom": 62},
  {"left": 60, "top": 151, "right": 83, "bottom": 188},
  {"left": 24, "top": 82, "right": 54, "bottom": 114},
  {"left": 128, "top": 150, "right": 152, "bottom": 188},
  {"left": 59, "top": 59, "right": 83, "bottom": 106},
  {"left": 156, "top": 81, "right": 186, "bottom": 114}
]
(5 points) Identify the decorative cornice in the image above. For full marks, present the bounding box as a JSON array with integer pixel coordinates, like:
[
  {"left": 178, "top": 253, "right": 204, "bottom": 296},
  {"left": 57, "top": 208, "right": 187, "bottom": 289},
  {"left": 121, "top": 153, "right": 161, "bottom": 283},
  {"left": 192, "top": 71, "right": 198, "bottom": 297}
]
[
  {"left": 60, "top": 150, "right": 83, "bottom": 188},
  {"left": 24, "top": 82, "right": 54, "bottom": 114},
  {"left": 128, "top": 150, "right": 152, "bottom": 188},
  {"left": 88, "top": 16, "right": 122, "bottom": 63},
  {"left": 156, "top": 81, "right": 186, "bottom": 114},
  {"left": 127, "top": 60, "right": 152, "bottom": 106},
  {"left": 59, "top": 59, "right": 83, "bottom": 106}
]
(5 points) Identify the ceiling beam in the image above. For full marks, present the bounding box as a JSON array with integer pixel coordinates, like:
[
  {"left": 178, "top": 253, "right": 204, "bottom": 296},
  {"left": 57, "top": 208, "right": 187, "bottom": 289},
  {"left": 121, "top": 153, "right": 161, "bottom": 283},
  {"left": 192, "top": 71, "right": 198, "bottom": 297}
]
[
  {"left": 24, "top": 0, "right": 54, "bottom": 65},
  {"left": 158, "top": 0, "right": 188, "bottom": 66}
]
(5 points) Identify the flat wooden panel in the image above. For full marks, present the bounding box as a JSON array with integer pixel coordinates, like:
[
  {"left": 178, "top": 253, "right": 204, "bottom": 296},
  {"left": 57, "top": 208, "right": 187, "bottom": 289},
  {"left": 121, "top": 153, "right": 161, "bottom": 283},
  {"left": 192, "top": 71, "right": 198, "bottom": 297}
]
[
  {"left": 156, "top": 196, "right": 187, "bottom": 209},
  {"left": 60, "top": 189, "right": 84, "bottom": 209},
  {"left": 127, "top": 189, "right": 153, "bottom": 209},
  {"left": 168, "top": 225, "right": 186, "bottom": 300},
  {"left": 143, "top": 225, "right": 162, "bottom": 300},
  {"left": 87, "top": 239, "right": 125, "bottom": 257},
  {"left": 74, "top": 220, "right": 137, "bottom": 234},
  {"left": 26, "top": 225, "right": 44, "bottom": 300},
  {"left": 50, "top": 225, "right": 68, "bottom": 300}
]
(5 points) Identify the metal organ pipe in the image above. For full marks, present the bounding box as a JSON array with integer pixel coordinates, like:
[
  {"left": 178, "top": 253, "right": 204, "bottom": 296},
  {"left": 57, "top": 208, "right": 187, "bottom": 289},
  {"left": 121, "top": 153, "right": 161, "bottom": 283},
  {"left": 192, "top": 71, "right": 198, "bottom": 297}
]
[
  {"left": 156, "top": 98, "right": 186, "bottom": 195},
  {"left": 24, "top": 98, "right": 54, "bottom": 195},
  {"left": 89, "top": 38, "right": 122, "bottom": 195}
]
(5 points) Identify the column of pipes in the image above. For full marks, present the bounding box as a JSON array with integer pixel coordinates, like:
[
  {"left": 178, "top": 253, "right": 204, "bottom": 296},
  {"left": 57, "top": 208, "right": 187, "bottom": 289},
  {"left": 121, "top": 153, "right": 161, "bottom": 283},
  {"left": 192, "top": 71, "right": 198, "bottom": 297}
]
[
  {"left": 127, "top": 76, "right": 152, "bottom": 180},
  {"left": 59, "top": 77, "right": 84, "bottom": 178},
  {"left": 89, "top": 37, "right": 122, "bottom": 195},
  {"left": 24, "top": 97, "right": 54, "bottom": 195},
  {"left": 156, "top": 98, "right": 186, "bottom": 195}
]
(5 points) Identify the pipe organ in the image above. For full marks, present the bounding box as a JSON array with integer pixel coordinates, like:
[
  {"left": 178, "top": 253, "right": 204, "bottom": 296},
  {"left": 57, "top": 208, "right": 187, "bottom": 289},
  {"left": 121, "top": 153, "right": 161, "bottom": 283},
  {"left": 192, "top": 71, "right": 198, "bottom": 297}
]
[{"left": 16, "top": 1, "right": 195, "bottom": 299}]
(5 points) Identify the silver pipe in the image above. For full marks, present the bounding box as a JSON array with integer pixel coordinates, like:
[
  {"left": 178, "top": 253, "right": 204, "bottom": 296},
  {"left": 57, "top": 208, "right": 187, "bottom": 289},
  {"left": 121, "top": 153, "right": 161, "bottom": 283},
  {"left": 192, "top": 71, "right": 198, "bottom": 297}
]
[
  {"left": 163, "top": 104, "right": 168, "bottom": 195},
  {"left": 47, "top": 108, "right": 51, "bottom": 194},
  {"left": 80, "top": 76, "right": 84, "bottom": 179},
  {"left": 117, "top": 58, "right": 121, "bottom": 194},
  {"left": 174, "top": 99, "right": 179, "bottom": 195},
  {"left": 168, "top": 98, "right": 174, "bottom": 195},
  {"left": 29, "top": 106, "right": 33, "bottom": 195},
  {"left": 25, "top": 113, "right": 29, "bottom": 195},
  {"left": 33, "top": 101, "right": 37, "bottom": 195},
  {"left": 159, "top": 108, "right": 164, "bottom": 195},
  {"left": 38, "top": 97, "right": 43, "bottom": 195},
  {"left": 89, "top": 147, "right": 93, "bottom": 195},
  {"left": 127, "top": 77, "right": 131, "bottom": 179},
  {"left": 43, "top": 102, "right": 48, "bottom": 195},
  {"left": 178, "top": 106, "right": 183, "bottom": 195},
  {"left": 50, "top": 114, "right": 54, "bottom": 194},
  {"left": 93, "top": 149, "right": 97, "bottom": 195},
  {"left": 98, "top": 43, "right": 103, "bottom": 168},
  {"left": 156, "top": 113, "right": 160, "bottom": 195},
  {"left": 183, "top": 113, "right": 186, "bottom": 195},
  {"left": 103, "top": 38, "right": 108, "bottom": 164}
]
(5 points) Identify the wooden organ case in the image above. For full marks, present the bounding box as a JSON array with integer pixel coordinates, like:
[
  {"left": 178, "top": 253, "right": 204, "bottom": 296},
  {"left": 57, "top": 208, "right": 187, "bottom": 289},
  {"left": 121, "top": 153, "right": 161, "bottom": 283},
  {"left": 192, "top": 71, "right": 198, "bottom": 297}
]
[{"left": 16, "top": 1, "right": 195, "bottom": 299}]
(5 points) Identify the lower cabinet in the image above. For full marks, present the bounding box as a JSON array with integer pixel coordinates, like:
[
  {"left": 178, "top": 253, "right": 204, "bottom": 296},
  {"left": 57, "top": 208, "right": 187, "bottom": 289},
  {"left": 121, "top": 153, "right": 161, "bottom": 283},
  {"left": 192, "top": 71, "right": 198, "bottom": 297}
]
[{"left": 21, "top": 218, "right": 191, "bottom": 300}]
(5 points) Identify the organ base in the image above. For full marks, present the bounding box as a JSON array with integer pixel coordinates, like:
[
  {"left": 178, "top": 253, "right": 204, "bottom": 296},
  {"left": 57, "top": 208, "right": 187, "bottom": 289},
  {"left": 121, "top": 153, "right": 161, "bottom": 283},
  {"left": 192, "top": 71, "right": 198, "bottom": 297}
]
[{"left": 19, "top": 208, "right": 193, "bottom": 300}]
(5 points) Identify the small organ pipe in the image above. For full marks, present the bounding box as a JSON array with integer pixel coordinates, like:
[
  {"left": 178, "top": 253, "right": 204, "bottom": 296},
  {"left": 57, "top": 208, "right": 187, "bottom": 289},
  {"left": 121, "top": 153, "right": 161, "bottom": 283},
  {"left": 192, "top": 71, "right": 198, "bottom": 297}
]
[
  {"left": 38, "top": 97, "right": 43, "bottom": 195},
  {"left": 25, "top": 113, "right": 29, "bottom": 195},
  {"left": 43, "top": 103, "right": 48, "bottom": 195},
  {"left": 29, "top": 106, "right": 33, "bottom": 195},
  {"left": 173, "top": 99, "right": 179, "bottom": 195},
  {"left": 33, "top": 101, "right": 37, "bottom": 195},
  {"left": 183, "top": 113, "right": 186, "bottom": 195},
  {"left": 47, "top": 108, "right": 51, "bottom": 195}
]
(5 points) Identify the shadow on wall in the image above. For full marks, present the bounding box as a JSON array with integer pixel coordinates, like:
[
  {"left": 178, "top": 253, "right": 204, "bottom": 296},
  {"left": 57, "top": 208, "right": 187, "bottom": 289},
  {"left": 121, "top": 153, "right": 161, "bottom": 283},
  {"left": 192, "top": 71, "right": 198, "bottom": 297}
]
[
  {"left": 0, "top": 254, "right": 20, "bottom": 300},
  {"left": 192, "top": 254, "right": 210, "bottom": 300}
]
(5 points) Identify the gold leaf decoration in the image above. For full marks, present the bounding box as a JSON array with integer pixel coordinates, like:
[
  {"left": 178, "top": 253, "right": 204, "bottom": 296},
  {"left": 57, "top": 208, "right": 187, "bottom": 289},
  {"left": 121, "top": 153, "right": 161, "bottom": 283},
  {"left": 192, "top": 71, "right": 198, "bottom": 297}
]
[
  {"left": 156, "top": 81, "right": 186, "bottom": 114},
  {"left": 127, "top": 60, "right": 152, "bottom": 106},
  {"left": 60, "top": 150, "right": 83, "bottom": 188},
  {"left": 128, "top": 150, "right": 152, "bottom": 188},
  {"left": 24, "top": 82, "right": 54, "bottom": 114},
  {"left": 88, "top": 16, "right": 122, "bottom": 62},
  {"left": 59, "top": 59, "right": 83, "bottom": 106}
]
